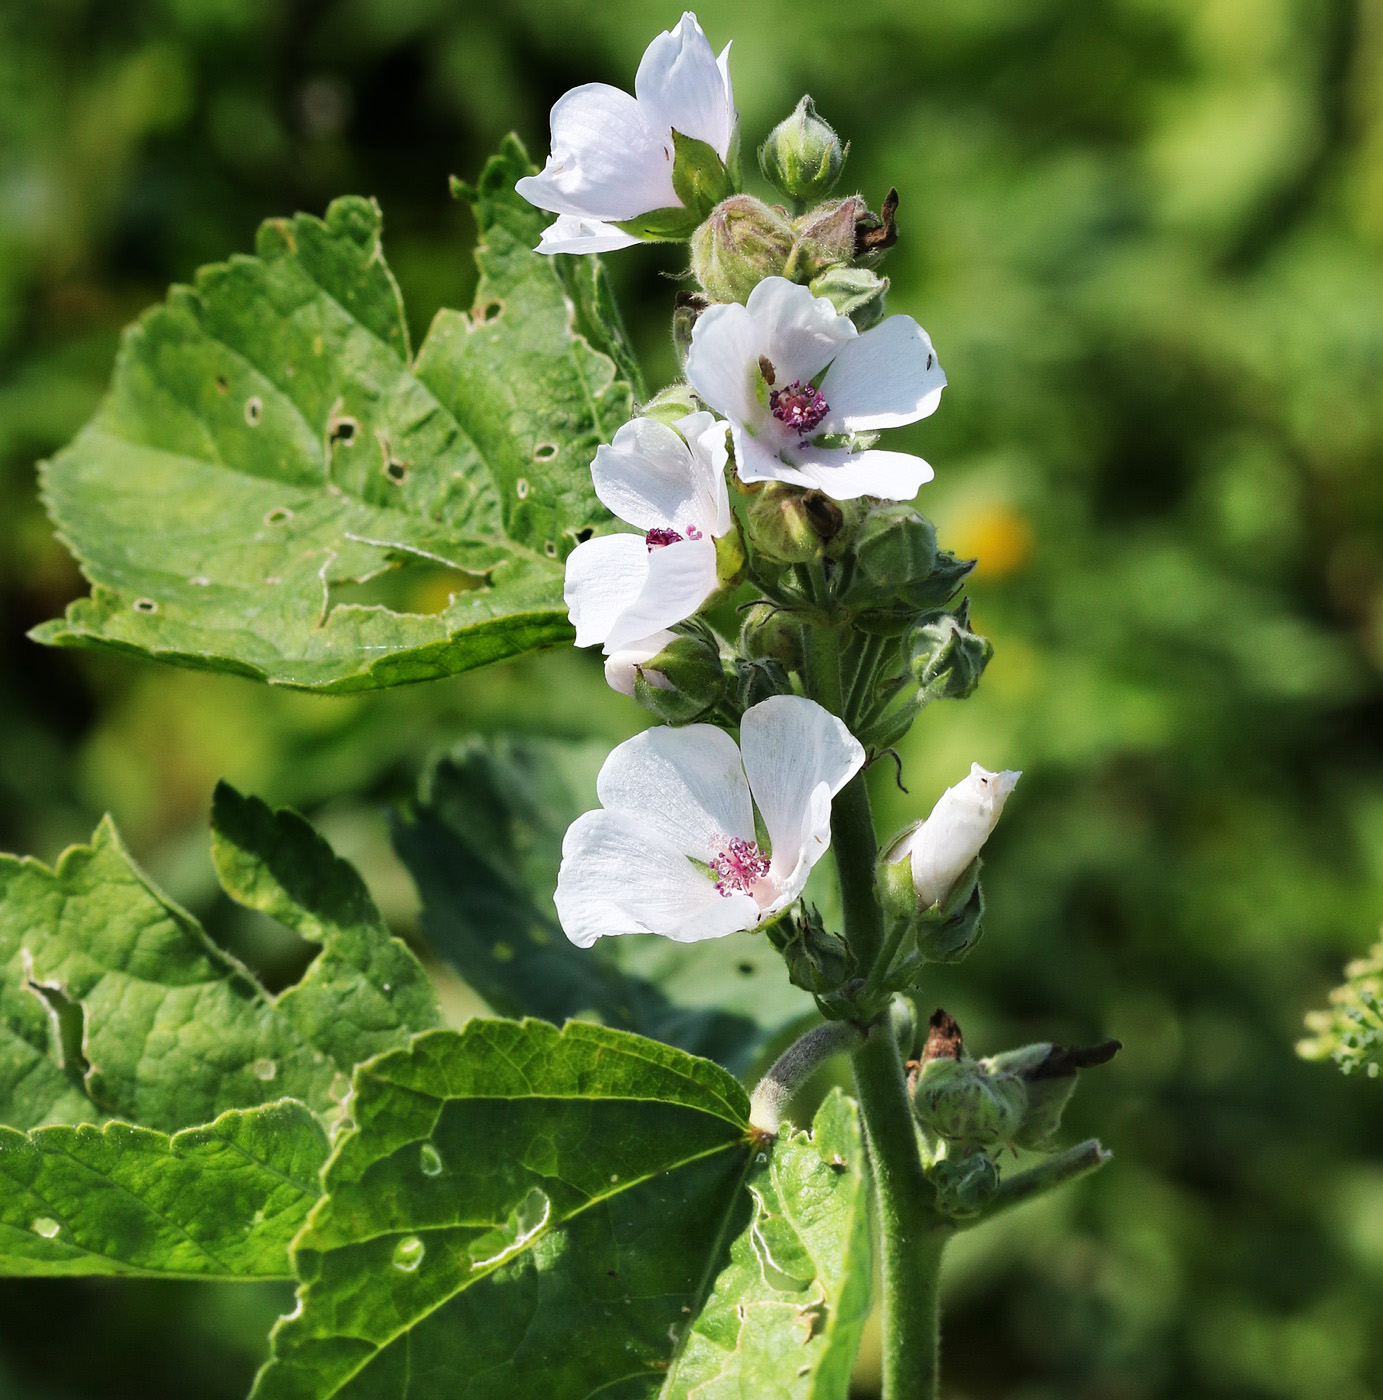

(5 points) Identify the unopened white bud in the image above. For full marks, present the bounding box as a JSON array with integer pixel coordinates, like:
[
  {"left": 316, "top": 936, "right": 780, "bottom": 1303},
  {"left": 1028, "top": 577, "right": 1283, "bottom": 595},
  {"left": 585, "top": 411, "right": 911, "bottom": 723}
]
[
  {"left": 602, "top": 631, "right": 677, "bottom": 697},
  {"left": 903, "top": 763, "right": 1021, "bottom": 908}
]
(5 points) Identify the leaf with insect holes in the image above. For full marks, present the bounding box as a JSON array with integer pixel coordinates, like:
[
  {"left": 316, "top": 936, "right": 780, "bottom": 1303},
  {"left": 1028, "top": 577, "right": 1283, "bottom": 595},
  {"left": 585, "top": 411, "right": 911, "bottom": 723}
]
[
  {"left": 32, "top": 136, "right": 635, "bottom": 692},
  {"left": 391, "top": 736, "right": 818, "bottom": 1078},
  {"left": 251, "top": 1021, "right": 872, "bottom": 1400},
  {"left": 0, "top": 785, "right": 438, "bottom": 1135}
]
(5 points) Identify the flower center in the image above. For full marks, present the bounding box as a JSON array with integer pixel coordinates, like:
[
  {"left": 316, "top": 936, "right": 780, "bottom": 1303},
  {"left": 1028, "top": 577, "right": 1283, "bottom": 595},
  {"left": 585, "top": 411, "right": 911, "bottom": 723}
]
[
  {"left": 645, "top": 524, "right": 703, "bottom": 551},
  {"left": 710, "top": 837, "right": 771, "bottom": 897},
  {"left": 769, "top": 381, "right": 829, "bottom": 438}
]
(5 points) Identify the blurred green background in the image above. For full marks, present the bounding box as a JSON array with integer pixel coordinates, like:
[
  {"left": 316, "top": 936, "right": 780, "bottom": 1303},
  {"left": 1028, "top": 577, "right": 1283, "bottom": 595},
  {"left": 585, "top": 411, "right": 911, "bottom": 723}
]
[{"left": 3, "top": 0, "right": 1382, "bottom": 1395}]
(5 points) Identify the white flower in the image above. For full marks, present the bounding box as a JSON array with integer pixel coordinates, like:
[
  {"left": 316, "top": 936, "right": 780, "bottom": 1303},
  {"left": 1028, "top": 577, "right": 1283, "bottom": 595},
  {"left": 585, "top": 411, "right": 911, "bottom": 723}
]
[
  {"left": 894, "top": 763, "right": 1021, "bottom": 908},
  {"left": 684, "top": 277, "right": 946, "bottom": 500},
  {"left": 565, "top": 411, "right": 732, "bottom": 656},
  {"left": 555, "top": 696, "right": 865, "bottom": 946},
  {"left": 515, "top": 12, "right": 735, "bottom": 255}
]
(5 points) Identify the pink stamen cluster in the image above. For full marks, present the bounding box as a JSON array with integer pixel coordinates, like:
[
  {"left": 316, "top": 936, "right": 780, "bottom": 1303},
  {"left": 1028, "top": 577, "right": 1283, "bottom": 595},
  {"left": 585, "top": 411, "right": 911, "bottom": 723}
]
[
  {"left": 769, "top": 381, "right": 829, "bottom": 438},
  {"left": 710, "top": 837, "right": 770, "bottom": 897},
  {"left": 645, "top": 527, "right": 684, "bottom": 550}
]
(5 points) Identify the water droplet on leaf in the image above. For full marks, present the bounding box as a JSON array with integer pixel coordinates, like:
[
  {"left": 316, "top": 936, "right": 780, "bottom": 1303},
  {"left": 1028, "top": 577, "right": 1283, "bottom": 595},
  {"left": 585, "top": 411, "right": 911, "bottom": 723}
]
[
  {"left": 253, "top": 1058, "right": 278, "bottom": 1081},
  {"left": 31, "top": 1218, "right": 60, "bottom": 1238},
  {"left": 419, "top": 1144, "right": 443, "bottom": 1177}
]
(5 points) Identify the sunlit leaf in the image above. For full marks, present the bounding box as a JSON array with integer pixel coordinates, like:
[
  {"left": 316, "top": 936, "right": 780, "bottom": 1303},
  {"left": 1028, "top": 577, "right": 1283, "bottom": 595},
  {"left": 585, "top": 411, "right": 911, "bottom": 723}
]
[
  {"left": 33, "top": 137, "right": 634, "bottom": 692},
  {"left": 253, "top": 1021, "right": 871, "bottom": 1400},
  {"left": 0, "top": 786, "right": 438, "bottom": 1134},
  {"left": 0, "top": 1100, "right": 326, "bottom": 1279}
]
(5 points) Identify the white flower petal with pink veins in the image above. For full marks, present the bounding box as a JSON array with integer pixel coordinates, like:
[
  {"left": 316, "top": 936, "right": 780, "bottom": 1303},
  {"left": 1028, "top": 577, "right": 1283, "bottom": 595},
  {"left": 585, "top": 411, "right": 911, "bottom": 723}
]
[
  {"left": 565, "top": 412, "right": 732, "bottom": 661},
  {"left": 685, "top": 276, "right": 947, "bottom": 501},
  {"left": 554, "top": 697, "right": 865, "bottom": 946},
  {"left": 515, "top": 13, "right": 734, "bottom": 254}
]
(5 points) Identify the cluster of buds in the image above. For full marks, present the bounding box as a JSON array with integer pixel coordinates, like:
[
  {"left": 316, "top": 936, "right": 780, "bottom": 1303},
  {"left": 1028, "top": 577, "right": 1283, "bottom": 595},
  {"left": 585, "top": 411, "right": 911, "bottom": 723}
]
[
  {"left": 910, "top": 1010, "right": 1121, "bottom": 1216},
  {"left": 688, "top": 97, "right": 892, "bottom": 329}
]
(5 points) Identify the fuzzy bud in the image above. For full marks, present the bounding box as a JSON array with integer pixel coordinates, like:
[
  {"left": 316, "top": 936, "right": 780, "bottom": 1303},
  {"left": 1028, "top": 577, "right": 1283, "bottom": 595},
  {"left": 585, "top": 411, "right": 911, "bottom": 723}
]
[
  {"left": 911, "top": 1054, "right": 1026, "bottom": 1151},
  {"left": 929, "top": 1151, "right": 1000, "bottom": 1217},
  {"left": 790, "top": 195, "right": 866, "bottom": 280},
  {"left": 878, "top": 836, "right": 987, "bottom": 965},
  {"left": 639, "top": 381, "right": 702, "bottom": 427},
  {"left": 809, "top": 265, "right": 890, "bottom": 330},
  {"left": 691, "top": 196, "right": 795, "bottom": 304},
  {"left": 838, "top": 504, "right": 939, "bottom": 613},
  {"left": 765, "top": 903, "right": 857, "bottom": 1007},
  {"left": 743, "top": 484, "right": 842, "bottom": 565},
  {"left": 906, "top": 600, "right": 993, "bottom": 703},
  {"left": 739, "top": 603, "right": 805, "bottom": 671},
  {"left": 627, "top": 633, "right": 727, "bottom": 724},
  {"left": 732, "top": 655, "right": 793, "bottom": 712},
  {"left": 759, "top": 96, "right": 847, "bottom": 206}
]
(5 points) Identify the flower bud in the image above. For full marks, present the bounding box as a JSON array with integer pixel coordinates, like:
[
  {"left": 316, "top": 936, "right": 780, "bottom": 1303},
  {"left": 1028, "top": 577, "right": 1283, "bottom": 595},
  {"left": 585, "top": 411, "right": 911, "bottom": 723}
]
[
  {"left": 790, "top": 195, "right": 866, "bottom": 279},
  {"left": 765, "top": 903, "right": 857, "bottom": 1006},
  {"left": 732, "top": 655, "right": 792, "bottom": 712},
  {"left": 911, "top": 1054, "right": 1026, "bottom": 1151},
  {"left": 627, "top": 633, "right": 728, "bottom": 724},
  {"left": 690, "top": 196, "right": 795, "bottom": 304},
  {"left": 809, "top": 265, "right": 890, "bottom": 330},
  {"left": 838, "top": 504, "right": 938, "bottom": 613},
  {"left": 878, "top": 835, "right": 986, "bottom": 966},
  {"left": 743, "top": 483, "right": 842, "bottom": 564},
  {"left": 759, "top": 96, "right": 847, "bottom": 206},
  {"left": 898, "top": 763, "right": 1021, "bottom": 910},
  {"left": 739, "top": 602, "right": 805, "bottom": 671},
  {"left": 906, "top": 600, "right": 993, "bottom": 703},
  {"left": 639, "top": 381, "right": 703, "bottom": 427},
  {"left": 928, "top": 1150, "right": 1000, "bottom": 1217}
]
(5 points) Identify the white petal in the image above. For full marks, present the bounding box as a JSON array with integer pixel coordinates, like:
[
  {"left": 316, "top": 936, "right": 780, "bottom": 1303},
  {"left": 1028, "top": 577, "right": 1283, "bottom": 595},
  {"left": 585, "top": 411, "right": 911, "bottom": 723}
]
[
  {"left": 635, "top": 13, "right": 735, "bottom": 160},
  {"left": 906, "top": 764, "right": 1022, "bottom": 908},
  {"left": 678, "top": 411, "right": 733, "bottom": 537},
  {"left": 556, "top": 810, "right": 754, "bottom": 945},
  {"left": 604, "top": 630, "right": 677, "bottom": 696},
  {"left": 743, "top": 277, "right": 857, "bottom": 387},
  {"left": 763, "top": 444, "right": 936, "bottom": 501},
  {"left": 534, "top": 215, "right": 642, "bottom": 255},
  {"left": 739, "top": 696, "right": 865, "bottom": 883},
  {"left": 516, "top": 83, "right": 676, "bottom": 220},
  {"left": 596, "top": 722, "right": 754, "bottom": 859},
  {"left": 729, "top": 425, "right": 798, "bottom": 488},
  {"left": 685, "top": 300, "right": 763, "bottom": 426},
  {"left": 819, "top": 315, "right": 946, "bottom": 430},
  {"left": 592, "top": 415, "right": 725, "bottom": 536},
  {"left": 603, "top": 536, "right": 719, "bottom": 652},
  {"left": 564, "top": 533, "right": 649, "bottom": 648}
]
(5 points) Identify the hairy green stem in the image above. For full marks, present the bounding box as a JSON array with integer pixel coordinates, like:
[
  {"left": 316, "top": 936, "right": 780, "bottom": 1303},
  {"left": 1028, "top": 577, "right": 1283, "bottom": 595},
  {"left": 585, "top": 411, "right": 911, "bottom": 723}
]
[
  {"left": 852, "top": 1021, "right": 950, "bottom": 1400},
  {"left": 749, "top": 1020, "right": 865, "bottom": 1132},
  {"left": 804, "top": 617, "right": 947, "bottom": 1400}
]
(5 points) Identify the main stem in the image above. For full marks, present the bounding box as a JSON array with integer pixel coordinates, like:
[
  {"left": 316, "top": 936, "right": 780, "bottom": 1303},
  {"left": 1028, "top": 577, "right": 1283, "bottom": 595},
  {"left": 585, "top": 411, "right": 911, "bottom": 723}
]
[{"left": 803, "top": 616, "right": 949, "bottom": 1400}]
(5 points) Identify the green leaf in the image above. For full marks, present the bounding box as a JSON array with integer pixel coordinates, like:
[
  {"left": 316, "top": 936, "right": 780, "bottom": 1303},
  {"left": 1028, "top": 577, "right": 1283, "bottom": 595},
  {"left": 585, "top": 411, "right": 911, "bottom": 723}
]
[
  {"left": 0, "top": 1100, "right": 327, "bottom": 1279},
  {"left": 33, "top": 136, "right": 633, "bottom": 692},
  {"left": 252, "top": 1021, "right": 872, "bottom": 1400},
  {"left": 0, "top": 788, "right": 438, "bottom": 1133},
  {"left": 1300, "top": 929, "right": 1383, "bottom": 1078},
  {"left": 661, "top": 1091, "right": 872, "bottom": 1399},
  {"left": 391, "top": 737, "right": 817, "bottom": 1077}
]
